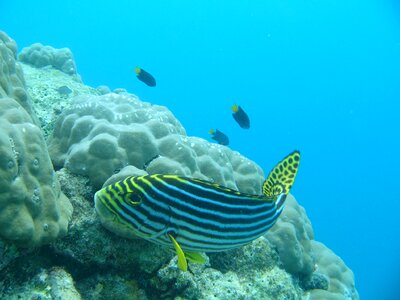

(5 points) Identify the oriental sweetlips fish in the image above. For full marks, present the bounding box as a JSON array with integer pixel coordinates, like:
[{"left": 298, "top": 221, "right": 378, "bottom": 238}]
[
  {"left": 232, "top": 103, "right": 250, "bottom": 129},
  {"left": 135, "top": 66, "right": 156, "bottom": 87},
  {"left": 94, "top": 151, "right": 300, "bottom": 271}
]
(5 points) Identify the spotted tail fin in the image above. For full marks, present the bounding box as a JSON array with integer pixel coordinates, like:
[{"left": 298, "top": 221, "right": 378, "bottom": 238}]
[{"left": 262, "top": 151, "right": 300, "bottom": 208}]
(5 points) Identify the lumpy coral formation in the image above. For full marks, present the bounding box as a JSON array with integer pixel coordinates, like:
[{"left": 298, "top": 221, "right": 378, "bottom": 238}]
[
  {"left": 0, "top": 32, "right": 72, "bottom": 247},
  {"left": 18, "top": 43, "right": 78, "bottom": 76},
  {"left": 0, "top": 32, "right": 38, "bottom": 124},
  {"left": 20, "top": 62, "right": 97, "bottom": 138},
  {"left": 47, "top": 93, "right": 265, "bottom": 192},
  {"left": 308, "top": 241, "right": 358, "bottom": 299},
  {"left": 0, "top": 98, "right": 72, "bottom": 246},
  {"left": 265, "top": 195, "right": 315, "bottom": 277},
  {"left": 0, "top": 31, "right": 359, "bottom": 299},
  {"left": 266, "top": 195, "right": 358, "bottom": 299}
]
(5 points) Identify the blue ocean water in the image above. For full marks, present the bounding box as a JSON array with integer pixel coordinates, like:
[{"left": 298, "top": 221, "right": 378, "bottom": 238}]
[{"left": 2, "top": 1, "right": 400, "bottom": 299}]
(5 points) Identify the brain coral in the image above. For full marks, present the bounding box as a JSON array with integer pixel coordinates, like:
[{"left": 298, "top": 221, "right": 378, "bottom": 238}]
[
  {"left": 0, "top": 97, "right": 73, "bottom": 246},
  {"left": 48, "top": 93, "right": 265, "bottom": 192},
  {"left": 18, "top": 43, "right": 77, "bottom": 76}
]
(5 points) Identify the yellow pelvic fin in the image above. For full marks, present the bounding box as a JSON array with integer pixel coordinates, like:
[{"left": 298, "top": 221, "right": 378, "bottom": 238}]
[
  {"left": 263, "top": 150, "right": 300, "bottom": 197},
  {"left": 185, "top": 251, "right": 206, "bottom": 264},
  {"left": 168, "top": 234, "right": 187, "bottom": 271},
  {"left": 231, "top": 103, "right": 238, "bottom": 112},
  {"left": 208, "top": 128, "right": 215, "bottom": 135},
  {"left": 134, "top": 66, "right": 141, "bottom": 75}
]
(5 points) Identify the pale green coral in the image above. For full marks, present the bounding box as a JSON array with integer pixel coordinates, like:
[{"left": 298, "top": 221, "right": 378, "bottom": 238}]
[
  {"left": 0, "top": 31, "right": 39, "bottom": 125},
  {"left": 265, "top": 194, "right": 315, "bottom": 277},
  {"left": 18, "top": 43, "right": 78, "bottom": 75},
  {"left": 0, "top": 31, "right": 73, "bottom": 247},
  {"left": 308, "top": 241, "right": 359, "bottom": 300},
  {"left": 265, "top": 195, "right": 358, "bottom": 299},
  {"left": 0, "top": 32, "right": 359, "bottom": 300},
  {"left": 0, "top": 97, "right": 72, "bottom": 246},
  {"left": 47, "top": 93, "right": 265, "bottom": 192}
]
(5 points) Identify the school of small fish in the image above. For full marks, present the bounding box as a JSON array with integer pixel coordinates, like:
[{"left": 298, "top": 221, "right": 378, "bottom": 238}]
[
  {"left": 94, "top": 66, "right": 301, "bottom": 272},
  {"left": 134, "top": 66, "right": 250, "bottom": 145}
]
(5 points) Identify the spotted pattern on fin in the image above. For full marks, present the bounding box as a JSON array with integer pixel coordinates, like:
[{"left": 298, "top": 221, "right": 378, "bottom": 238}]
[{"left": 263, "top": 150, "right": 300, "bottom": 197}]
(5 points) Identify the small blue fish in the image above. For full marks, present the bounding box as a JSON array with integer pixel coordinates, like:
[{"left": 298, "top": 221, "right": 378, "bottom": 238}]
[
  {"left": 232, "top": 103, "right": 250, "bottom": 129},
  {"left": 135, "top": 66, "right": 156, "bottom": 87},
  {"left": 208, "top": 128, "right": 229, "bottom": 145}
]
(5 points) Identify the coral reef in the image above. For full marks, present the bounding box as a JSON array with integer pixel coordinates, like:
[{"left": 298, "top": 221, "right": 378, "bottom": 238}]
[
  {"left": 0, "top": 32, "right": 359, "bottom": 299},
  {"left": 18, "top": 43, "right": 78, "bottom": 75},
  {"left": 266, "top": 195, "right": 359, "bottom": 299},
  {"left": 0, "top": 31, "right": 39, "bottom": 125},
  {"left": 1, "top": 265, "right": 81, "bottom": 300},
  {"left": 0, "top": 32, "right": 72, "bottom": 247},
  {"left": 0, "top": 94, "right": 72, "bottom": 248},
  {"left": 307, "top": 241, "right": 358, "bottom": 300},
  {"left": 265, "top": 195, "right": 315, "bottom": 277},
  {"left": 20, "top": 62, "right": 98, "bottom": 138},
  {"left": 47, "top": 93, "right": 265, "bottom": 192},
  {"left": 151, "top": 246, "right": 302, "bottom": 300}
]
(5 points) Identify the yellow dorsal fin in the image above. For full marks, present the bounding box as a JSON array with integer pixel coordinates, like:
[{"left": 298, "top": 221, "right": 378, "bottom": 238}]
[
  {"left": 231, "top": 103, "right": 238, "bottom": 112},
  {"left": 262, "top": 151, "right": 300, "bottom": 197},
  {"left": 134, "top": 66, "right": 141, "bottom": 75},
  {"left": 169, "top": 234, "right": 187, "bottom": 271}
]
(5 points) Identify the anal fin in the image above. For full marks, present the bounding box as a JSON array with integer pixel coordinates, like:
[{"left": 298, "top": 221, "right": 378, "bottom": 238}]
[{"left": 186, "top": 251, "right": 206, "bottom": 264}]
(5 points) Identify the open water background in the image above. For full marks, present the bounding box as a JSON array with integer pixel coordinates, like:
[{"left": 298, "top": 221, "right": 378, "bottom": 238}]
[{"left": 2, "top": 1, "right": 400, "bottom": 299}]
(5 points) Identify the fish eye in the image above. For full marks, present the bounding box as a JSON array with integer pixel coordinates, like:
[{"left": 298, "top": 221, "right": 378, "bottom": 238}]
[{"left": 124, "top": 193, "right": 142, "bottom": 206}]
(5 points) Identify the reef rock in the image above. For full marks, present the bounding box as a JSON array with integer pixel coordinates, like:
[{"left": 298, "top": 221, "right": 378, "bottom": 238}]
[
  {"left": 47, "top": 93, "right": 265, "bottom": 193},
  {"left": 18, "top": 43, "right": 78, "bottom": 76},
  {"left": 0, "top": 32, "right": 359, "bottom": 300},
  {"left": 20, "top": 62, "right": 97, "bottom": 138},
  {"left": 0, "top": 32, "right": 72, "bottom": 247}
]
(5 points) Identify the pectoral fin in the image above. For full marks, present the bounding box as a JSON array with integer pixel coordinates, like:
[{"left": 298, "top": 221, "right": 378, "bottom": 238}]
[
  {"left": 186, "top": 251, "right": 206, "bottom": 264},
  {"left": 168, "top": 234, "right": 187, "bottom": 271}
]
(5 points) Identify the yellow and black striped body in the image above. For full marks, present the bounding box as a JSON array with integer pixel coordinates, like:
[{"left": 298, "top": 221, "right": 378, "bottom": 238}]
[{"left": 94, "top": 151, "right": 300, "bottom": 253}]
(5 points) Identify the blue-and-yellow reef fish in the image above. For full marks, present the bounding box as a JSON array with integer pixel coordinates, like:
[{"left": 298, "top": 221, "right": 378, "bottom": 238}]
[
  {"left": 135, "top": 66, "right": 156, "bottom": 87},
  {"left": 208, "top": 128, "right": 229, "bottom": 145},
  {"left": 232, "top": 103, "right": 250, "bottom": 129},
  {"left": 94, "top": 151, "right": 300, "bottom": 271}
]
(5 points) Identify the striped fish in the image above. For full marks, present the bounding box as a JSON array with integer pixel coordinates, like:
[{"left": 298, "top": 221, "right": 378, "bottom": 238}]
[{"left": 95, "top": 150, "right": 300, "bottom": 271}]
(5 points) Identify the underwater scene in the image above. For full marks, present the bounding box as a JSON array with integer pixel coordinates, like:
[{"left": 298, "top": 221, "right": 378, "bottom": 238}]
[{"left": 1, "top": 1, "right": 399, "bottom": 299}]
